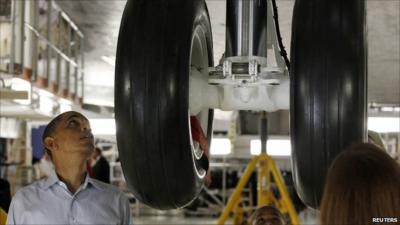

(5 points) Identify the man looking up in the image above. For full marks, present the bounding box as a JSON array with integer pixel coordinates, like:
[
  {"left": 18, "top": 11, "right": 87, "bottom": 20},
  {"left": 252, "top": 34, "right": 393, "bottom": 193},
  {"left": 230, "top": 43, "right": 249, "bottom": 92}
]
[{"left": 7, "top": 111, "right": 132, "bottom": 224}]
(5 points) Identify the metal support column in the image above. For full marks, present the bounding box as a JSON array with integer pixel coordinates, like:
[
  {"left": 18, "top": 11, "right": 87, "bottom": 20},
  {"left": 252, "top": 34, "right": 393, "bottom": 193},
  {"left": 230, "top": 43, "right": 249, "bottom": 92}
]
[
  {"left": 65, "top": 22, "right": 71, "bottom": 97},
  {"left": 225, "top": 0, "right": 268, "bottom": 57},
  {"left": 258, "top": 112, "right": 269, "bottom": 206},
  {"left": 260, "top": 112, "right": 268, "bottom": 154},
  {"left": 218, "top": 112, "right": 300, "bottom": 225},
  {"left": 22, "top": 0, "right": 38, "bottom": 80},
  {"left": 46, "top": 0, "right": 53, "bottom": 86},
  {"left": 55, "top": 12, "right": 61, "bottom": 93},
  {"left": 222, "top": 156, "right": 227, "bottom": 204},
  {"left": 79, "top": 37, "right": 84, "bottom": 102},
  {"left": 10, "top": 0, "right": 16, "bottom": 74},
  {"left": 14, "top": 0, "right": 25, "bottom": 74},
  {"left": 72, "top": 34, "right": 78, "bottom": 99}
]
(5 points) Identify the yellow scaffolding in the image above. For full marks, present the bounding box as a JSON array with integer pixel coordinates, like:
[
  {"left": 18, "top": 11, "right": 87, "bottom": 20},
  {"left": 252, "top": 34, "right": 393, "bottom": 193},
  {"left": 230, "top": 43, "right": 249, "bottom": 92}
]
[{"left": 217, "top": 153, "right": 300, "bottom": 225}]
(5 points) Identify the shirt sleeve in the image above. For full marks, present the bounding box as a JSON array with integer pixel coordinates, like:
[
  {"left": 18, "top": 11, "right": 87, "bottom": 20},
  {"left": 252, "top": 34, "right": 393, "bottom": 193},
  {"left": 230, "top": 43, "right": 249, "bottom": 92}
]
[{"left": 120, "top": 193, "right": 132, "bottom": 225}]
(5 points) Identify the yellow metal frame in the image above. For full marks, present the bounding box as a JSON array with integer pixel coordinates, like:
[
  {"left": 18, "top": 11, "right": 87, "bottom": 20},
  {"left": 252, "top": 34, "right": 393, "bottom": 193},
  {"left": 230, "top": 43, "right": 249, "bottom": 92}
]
[
  {"left": 217, "top": 153, "right": 300, "bottom": 225},
  {"left": 0, "top": 208, "right": 7, "bottom": 225}
]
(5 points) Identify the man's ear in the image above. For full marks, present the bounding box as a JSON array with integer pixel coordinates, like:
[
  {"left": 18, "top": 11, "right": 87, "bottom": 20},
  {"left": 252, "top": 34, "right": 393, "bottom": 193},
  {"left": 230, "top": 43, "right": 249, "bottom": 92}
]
[{"left": 44, "top": 136, "right": 56, "bottom": 152}]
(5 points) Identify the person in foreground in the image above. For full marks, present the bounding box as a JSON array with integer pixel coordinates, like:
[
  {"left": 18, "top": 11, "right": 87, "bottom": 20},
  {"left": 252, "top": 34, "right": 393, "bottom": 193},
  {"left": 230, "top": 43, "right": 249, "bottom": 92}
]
[
  {"left": 6, "top": 111, "right": 132, "bottom": 225},
  {"left": 249, "top": 205, "right": 286, "bottom": 225},
  {"left": 88, "top": 147, "right": 110, "bottom": 184},
  {"left": 320, "top": 143, "right": 400, "bottom": 225}
]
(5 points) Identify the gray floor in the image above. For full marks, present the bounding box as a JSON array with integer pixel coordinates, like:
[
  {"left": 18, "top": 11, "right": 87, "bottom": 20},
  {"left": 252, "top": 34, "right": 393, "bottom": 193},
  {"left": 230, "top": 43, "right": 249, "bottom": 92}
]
[
  {"left": 134, "top": 216, "right": 228, "bottom": 225},
  {"left": 133, "top": 207, "right": 319, "bottom": 225}
]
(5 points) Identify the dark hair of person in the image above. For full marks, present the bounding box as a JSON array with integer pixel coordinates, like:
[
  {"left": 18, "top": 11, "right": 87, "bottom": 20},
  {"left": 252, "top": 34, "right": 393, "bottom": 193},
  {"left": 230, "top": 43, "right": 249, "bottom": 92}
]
[
  {"left": 42, "top": 113, "right": 67, "bottom": 159},
  {"left": 250, "top": 205, "right": 285, "bottom": 225},
  {"left": 95, "top": 147, "right": 102, "bottom": 155},
  {"left": 320, "top": 143, "right": 400, "bottom": 225}
]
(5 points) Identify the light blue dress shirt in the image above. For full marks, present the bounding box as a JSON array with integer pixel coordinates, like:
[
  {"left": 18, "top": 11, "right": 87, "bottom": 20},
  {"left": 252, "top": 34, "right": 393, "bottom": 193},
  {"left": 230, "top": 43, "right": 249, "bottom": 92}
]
[{"left": 6, "top": 172, "right": 132, "bottom": 225}]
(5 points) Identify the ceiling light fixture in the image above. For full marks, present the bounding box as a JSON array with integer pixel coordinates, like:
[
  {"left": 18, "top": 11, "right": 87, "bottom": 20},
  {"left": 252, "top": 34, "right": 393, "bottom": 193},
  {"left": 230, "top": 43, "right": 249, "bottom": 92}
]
[
  {"left": 89, "top": 118, "right": 116, "bottom": 135},
  {"left": 210, "top": 138, "right": 232, "bottom": 155},
  {"left": 368, "top": 117, "right": 400, "bottom": 133},
  {"left": 250, "top": 139, "right": 291, "bottom": 156}
]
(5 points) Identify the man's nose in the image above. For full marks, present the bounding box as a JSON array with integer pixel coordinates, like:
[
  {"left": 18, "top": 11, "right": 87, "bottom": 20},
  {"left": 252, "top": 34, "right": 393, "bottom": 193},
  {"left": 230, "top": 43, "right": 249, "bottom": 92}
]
[
  {"left": 82, "top": 125, "right": 93, "bottom": 138},
  {"left": 81, "top": 121, "right": 91, "bottom": 131}
]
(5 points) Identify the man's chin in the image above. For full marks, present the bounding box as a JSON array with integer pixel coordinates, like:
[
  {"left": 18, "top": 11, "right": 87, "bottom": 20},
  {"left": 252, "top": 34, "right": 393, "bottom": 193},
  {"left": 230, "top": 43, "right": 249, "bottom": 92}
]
[
  {"left": 81, "top": 142, "right": 95, "bottom": 150},
  {"left": 84, "top": 146, "right": 95, "bottom": 155},
  {"left": 75, "top": 145, "right": 95, "bottom": 158}
]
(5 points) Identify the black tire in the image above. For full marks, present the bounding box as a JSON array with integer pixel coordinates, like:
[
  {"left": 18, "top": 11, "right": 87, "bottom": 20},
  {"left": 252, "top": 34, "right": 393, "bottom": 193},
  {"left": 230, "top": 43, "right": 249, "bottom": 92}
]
[
  {"left": 290, "top": 0, "right": 367, "bottom": 208},
  {"left": 115, "top": 0, "right": 214, "bottom": 209}
]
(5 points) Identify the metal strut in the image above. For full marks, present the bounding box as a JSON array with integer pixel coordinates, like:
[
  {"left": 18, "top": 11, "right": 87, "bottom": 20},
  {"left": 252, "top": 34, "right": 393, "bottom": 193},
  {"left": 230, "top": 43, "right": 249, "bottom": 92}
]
[{"left": 217, "top": 112, "right": 299, "bottom": 225}]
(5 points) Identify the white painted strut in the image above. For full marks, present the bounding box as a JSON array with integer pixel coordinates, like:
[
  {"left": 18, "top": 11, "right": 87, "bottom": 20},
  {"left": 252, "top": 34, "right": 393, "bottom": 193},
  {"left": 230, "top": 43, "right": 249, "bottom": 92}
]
[{"left": 189, "top": 69, "right": 289, "bottom": 115}]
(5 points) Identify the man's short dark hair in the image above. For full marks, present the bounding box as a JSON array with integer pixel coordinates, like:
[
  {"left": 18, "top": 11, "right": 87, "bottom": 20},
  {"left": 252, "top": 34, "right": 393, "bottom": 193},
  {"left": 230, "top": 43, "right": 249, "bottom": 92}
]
[{"left": 42, "top": 112, "right": 69, "bottom": 159}]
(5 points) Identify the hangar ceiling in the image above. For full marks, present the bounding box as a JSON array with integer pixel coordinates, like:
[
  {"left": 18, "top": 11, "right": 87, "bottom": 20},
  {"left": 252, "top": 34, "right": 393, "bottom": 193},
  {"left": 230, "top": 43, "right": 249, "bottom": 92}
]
[{"left": 55, "top": 0, "right": 400, "bottom": 107}]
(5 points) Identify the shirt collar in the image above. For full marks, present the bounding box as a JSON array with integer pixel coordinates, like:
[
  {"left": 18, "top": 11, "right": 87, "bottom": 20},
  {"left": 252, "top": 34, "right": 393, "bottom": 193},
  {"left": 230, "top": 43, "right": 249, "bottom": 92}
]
[
  {"left": 41, "top": 170, "right": 59, "bottom": 190},
  {"left": 41, "top": 170, "right": 104, "bottom": 191},
  {"left": 86, "top": 176, "right": 105, "bottom": 190}
]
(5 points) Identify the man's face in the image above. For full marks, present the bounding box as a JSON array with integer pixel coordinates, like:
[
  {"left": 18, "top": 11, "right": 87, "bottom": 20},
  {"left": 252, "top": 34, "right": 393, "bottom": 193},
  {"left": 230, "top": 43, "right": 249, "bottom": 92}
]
[{"left": 46, "top": 112, "right": 95, "bottom": 159}]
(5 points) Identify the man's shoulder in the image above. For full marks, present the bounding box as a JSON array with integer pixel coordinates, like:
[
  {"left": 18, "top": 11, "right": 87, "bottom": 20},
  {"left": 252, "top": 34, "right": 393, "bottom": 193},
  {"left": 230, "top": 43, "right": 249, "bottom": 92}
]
[
  {"left": 89, "top": 179, "right": 123, "bottom": 194},
  {"left": 11, "top": 179, "right": 46, "bottom": 201},
  {"left": 88, "top": 179, "right": 130, "bottom": 204}
]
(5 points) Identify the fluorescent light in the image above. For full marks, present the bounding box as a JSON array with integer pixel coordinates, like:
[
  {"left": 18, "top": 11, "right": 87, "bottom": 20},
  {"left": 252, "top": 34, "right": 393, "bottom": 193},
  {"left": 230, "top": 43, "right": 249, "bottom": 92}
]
[
  {"left": 214, "top": 109, "right": 235, "bottom": 120},
  {"left": 368, "top": 117, "right": 400, "bottom": 133},
  {"left": 89, "top": 119, "right": 116, "bottom": 135},
  {"left": 11, "top": 78, "right": 30, "bottom": 91},
  {"left": 380, "top": 107, "right": 400, "bottom": 112},
  {"left": 250, "top": 140, "right": 261, "bottom": 155},
  {"left": 210, "top": 138, "right": 232, "bottom": 155},
  {"left": 39, "top": 95, "right": 54, "bottom": 115},
  {"left": 267, "top": 140, "right": 291, "bottom": 156},
  {"left": 250, "top": 139, "right": 291, "bottom": 156},
  {"left": 381, "top": 107, "right": 393, "bottom": 112}
]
